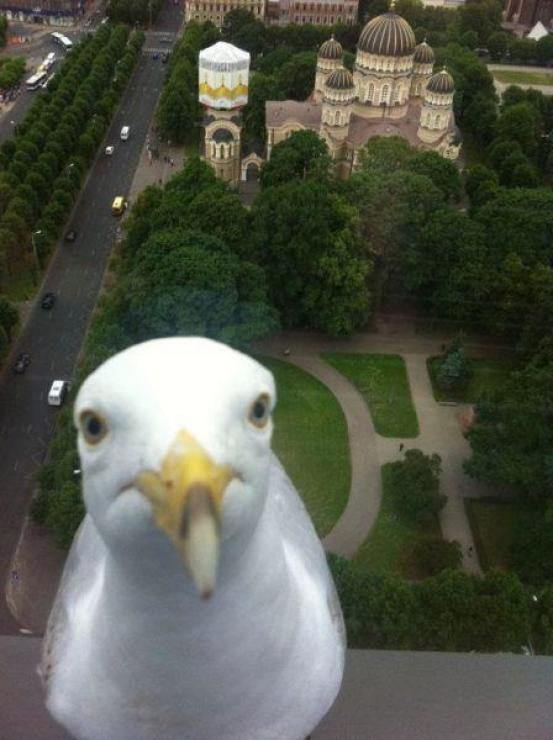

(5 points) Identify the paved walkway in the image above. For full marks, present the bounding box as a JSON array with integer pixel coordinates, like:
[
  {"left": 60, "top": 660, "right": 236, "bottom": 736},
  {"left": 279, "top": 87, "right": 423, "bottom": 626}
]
[
  {"left": 257, "top": 329, "right": 506, "bottom": 574},
  {"left": 267, "top": 352, "right": 381, "bottom": 559}
]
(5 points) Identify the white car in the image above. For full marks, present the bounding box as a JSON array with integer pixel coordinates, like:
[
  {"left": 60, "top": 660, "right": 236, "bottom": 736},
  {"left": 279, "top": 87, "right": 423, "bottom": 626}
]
[{"left": 105, "top": 145, "right": 115, "bottom": 155}]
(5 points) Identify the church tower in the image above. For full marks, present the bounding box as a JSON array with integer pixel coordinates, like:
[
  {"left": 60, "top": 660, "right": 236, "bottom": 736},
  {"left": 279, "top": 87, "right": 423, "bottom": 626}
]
[
  {"left": 199, "top": 42, "right": 250, "bottom": 185},
  {"left": 417, "top": 68, "right": 455, "bottom": 144},
  {"left": 314, "top": 36, "right": 343, "bottom": 103}
]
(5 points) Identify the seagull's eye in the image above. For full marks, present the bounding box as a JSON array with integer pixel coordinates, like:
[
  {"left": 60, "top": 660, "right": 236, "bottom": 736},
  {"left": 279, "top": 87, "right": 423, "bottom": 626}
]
[
  {"left": 80, "top": 410, "right": 108, "bottom": 445},
  {"left": 248, "top": 394, "right": 271, "bottom": 429}
]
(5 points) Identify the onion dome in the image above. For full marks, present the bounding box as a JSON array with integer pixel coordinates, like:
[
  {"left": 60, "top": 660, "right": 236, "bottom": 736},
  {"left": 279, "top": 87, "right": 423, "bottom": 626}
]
[
  {"left": 426, "top": 68, "right": 455, "bottom": 94},
  {"left": 325, "top": 67, "right": 355, "bottom": 90},
  {"left": 413, "top": 41, "right": 435, "bottom": 64},
  {"left": 318, "top": 34, "right": 343, "bottom": 60},
  {"left": 358, "top": 11, "right": 416, "bottom": 57}
]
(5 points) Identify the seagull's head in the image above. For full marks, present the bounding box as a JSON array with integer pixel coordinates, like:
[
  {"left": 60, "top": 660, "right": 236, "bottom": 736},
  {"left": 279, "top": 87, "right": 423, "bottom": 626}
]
[{"left": 74, "top": 337, "right": 276, "bottom": 598}]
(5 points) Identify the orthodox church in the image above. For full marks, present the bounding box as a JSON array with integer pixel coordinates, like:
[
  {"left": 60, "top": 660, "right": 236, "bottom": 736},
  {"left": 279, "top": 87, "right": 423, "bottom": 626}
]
[{"left": 265, "top": 7, "right": 461, "bottom": 176}]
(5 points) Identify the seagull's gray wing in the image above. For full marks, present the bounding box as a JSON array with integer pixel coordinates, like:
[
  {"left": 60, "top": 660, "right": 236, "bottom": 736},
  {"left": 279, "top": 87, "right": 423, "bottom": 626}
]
[
  {"left": 266, "top": 453, "right": 346, "bottom": 648},
  {"left": 39, "top": 514, "right": 107, "bottom": 693}
]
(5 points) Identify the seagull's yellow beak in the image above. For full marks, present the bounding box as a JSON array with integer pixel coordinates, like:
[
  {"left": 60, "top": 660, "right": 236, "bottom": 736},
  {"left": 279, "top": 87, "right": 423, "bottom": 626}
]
[{"left": 134, "top": 431, "right": 234, "bottom": 599}]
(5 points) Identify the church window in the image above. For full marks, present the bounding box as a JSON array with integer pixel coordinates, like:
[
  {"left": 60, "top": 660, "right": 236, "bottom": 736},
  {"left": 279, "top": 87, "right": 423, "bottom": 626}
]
[
  {"left": 392, "top": 86, "right": 399, "bottom": 103},
  {"left": 367, "top": 83, "right": 374, "bottom": 102},
  {"left": 381, "top": 84, "right": 389, "bottom": 104},
  {"left": 415, "top": 82, "right": 421, "bottom": 96},
  {"left": 434, "top": 114, "right": 441, "bottom": 128}
]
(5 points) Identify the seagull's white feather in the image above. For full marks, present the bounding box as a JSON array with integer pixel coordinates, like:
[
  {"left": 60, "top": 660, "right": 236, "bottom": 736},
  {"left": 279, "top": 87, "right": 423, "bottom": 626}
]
[{"left": 41, "top": 337, "right": 345, "bottom": 740}]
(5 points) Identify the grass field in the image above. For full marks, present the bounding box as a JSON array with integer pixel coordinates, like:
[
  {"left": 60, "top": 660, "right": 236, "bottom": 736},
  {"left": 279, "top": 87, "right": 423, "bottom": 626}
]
[
  {"left": 260, "top": 356, "right": 350, "bottom": 537},
  {"left": 427, "top": 357, "right": 517, "bottom": 403},
  {"left": 354, "top": 464, "right": 441, "bottom": 578},
  {"left": 493, "top": 69, "right": 553, "bottom": 86},
  {"left": 4, "top": 267, "right": 35, "bottom": 302},
  {"left": 465, "top": 498, "right": 542, "bottom": 571},
  {"left": 323, "top": 352, "right": 419, "bottom": 438}
]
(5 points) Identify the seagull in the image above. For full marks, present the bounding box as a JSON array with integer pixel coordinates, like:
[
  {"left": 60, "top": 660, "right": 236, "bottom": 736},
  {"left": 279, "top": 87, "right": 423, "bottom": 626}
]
[{"left": 41, "top": 337, "right": 345, "bottom": 740}]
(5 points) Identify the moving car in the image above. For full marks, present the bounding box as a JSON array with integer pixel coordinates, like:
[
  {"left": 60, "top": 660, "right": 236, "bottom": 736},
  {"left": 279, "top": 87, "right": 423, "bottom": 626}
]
[
  {"left": 13, "top": 353, "right": 30, "bottom": 374},
  {"left": 48, "top": 379, "right": 69, "bottom": 406},
  {"left": 65, "top": 229, "right": 77, "bottom": 242},
  {"left": 120, "top": 126, "right": 130, "bottom": 141},
  {"left": 105, "top": 145, "right": 115, "bottom": 156},
  {"left": 41, "top": 292, "right": 56, "bottom": 310}
]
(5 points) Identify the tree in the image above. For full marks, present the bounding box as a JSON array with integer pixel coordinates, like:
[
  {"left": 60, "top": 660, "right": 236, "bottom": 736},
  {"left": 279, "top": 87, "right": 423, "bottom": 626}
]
[
  {"left": 487, "top": 31, "right": 508, "bottom": 60},
  {"left": 412, "top": 537, "right": 462, "bottom": 576},
  {"left": 260, "top": 130, "right": 332, "bottom": 188},
  {"left": 405, "top": 150, "right": 462, "bottom": 201},
  {"left": 496, "top": 102, "right": 542, "bottom": 159},
  {"left": 277, "top": 52, "right": 317, "bottom": 100},
  {"left": 252, "top": 180, "right": 372, "bottom": 335},
  {"left": 359, "top": 135, "right": 413, "bottom": 175},
  {"left": 436, "top": 340, "right": 473, "bottom": 391},
  {"left": 0, "top": 15, "right": 7, "bottom": 48},
  {"left": 536, "top": 34, "right": 553, "bottom": 65},
  {"left": 243, "top": 73, "right": 284, "bottom": 142},
  {"left": 511, "top": 508, "right": 553, "bottom": 587},
  {"left": 465, "top": 355, "right": 553, "bottom": 497},
  {"left": 0, "top": 295, "right": 18, "bottom": 339},
  {"left": 119, "top": 228, "right": 277, "bottom": 348},
  {"left": 465, "top": 164, "right": 499, "bottom": 209},
  {"left": 388, "top": 449, "right": 445, "bottom": 522},
  {"left": 157, "top": 79, "right": 198, "bottom": 144}
]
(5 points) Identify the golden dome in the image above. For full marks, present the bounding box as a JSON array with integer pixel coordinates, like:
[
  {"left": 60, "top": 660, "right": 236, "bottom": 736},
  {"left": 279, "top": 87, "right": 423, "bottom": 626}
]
[
  {"left": 358, "top": 11, "right": 416, "bottom": 57},
  {"left": 318, "top": 35, "right": 343, "bottom": 60}
]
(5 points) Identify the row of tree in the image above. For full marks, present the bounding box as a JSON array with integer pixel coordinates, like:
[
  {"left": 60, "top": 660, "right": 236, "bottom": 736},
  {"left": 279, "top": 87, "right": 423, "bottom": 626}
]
[
  {"left": 0, "top": 16, "right": 7, "bottom": 48},
  {"left": 0, "top": 25, "right": 144, "bottom": 285},
  {"left": 330, "top": 556, "right": 553, "bottom": 654},
  {"left": 106, "top": 0, "right": 164, "bottom": 26},
  {"left": 0, "top": 57, "right": 25, "bottom": 91}
]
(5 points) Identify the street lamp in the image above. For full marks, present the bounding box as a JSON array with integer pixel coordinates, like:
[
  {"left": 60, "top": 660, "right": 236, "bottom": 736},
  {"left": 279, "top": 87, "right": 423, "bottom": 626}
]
[{"left": 31, "top": 229, "right": 42, "bottom": 272}]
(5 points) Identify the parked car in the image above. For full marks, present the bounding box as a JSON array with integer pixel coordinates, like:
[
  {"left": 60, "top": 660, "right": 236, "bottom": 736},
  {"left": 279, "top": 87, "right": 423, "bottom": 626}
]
[
  {"left": 41, "top": 292, "right": 56, "bottom": 310},
  {"left": 65, "top": 229, "right": 77, "bottom": 242},
  {"left": 13, "top": 353, "right": 30, "bottom": 374}
]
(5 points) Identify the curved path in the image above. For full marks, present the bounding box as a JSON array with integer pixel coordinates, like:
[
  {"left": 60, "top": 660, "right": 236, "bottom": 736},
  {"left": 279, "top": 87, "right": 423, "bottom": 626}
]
[
  {"left": 266, "top": 351, "right": 382, "bottom": 558},
  {"left": 261, "top": 330, "right": 487, "bottom": 574}
]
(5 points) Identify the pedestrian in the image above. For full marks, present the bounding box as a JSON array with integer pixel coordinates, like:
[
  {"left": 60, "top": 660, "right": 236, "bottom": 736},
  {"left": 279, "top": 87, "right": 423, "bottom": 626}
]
[
  {"left": 399, "top": 443, "right": 404, "bottom": 452},
  {"left": 170, "top": 158, "right": 174, "bottom": 167}
]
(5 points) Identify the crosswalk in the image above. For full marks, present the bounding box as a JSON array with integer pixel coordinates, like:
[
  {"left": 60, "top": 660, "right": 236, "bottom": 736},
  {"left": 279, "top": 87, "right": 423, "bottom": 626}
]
[{"left": 143, "top": 47, "right": 170, "bottom": 53}]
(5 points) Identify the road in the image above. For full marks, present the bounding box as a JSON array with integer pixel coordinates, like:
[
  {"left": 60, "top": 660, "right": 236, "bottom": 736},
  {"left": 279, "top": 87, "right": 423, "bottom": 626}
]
[{"left": 0, "top": 2, "right": 183, "bottom": 633}]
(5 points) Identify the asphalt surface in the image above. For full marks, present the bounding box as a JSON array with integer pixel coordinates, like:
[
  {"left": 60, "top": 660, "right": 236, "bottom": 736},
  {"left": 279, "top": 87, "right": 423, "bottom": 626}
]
[{"left": 0, "top": 3, "right": 183, "bottom": 633}]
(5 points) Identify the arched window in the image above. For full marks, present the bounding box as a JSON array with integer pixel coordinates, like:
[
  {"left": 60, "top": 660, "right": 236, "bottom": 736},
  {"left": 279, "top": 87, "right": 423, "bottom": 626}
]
[
  {"left": 392, "top": 86, "right": 399, "bottom": 104},
  {"left": 381, "top": 84, "right": 389, "bottom": 105},
  {"left": 367, "top": 83, "right": 374, "bottom": 102},
  {"left": 335, "top": 110, "right": 342, "bottom": 125},
  {"left": 415, "top": 82, "right": 421, "bottom": 96},
  {"left": 434, "top": 113, "right": 441, "bottom": 129}
]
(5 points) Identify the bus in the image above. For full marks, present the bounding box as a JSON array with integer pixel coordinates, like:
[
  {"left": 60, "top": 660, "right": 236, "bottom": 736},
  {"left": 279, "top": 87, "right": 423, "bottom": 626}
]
[
  {"left": 51, "top": 32, "right": 73, "bottom": 51},
  {"left": 26, "top": 71, "right": 48, "bottom": 91}
]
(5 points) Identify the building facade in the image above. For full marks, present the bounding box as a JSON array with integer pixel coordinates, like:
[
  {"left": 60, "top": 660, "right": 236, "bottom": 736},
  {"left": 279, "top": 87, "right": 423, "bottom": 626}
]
[
  {"left": 1, "top": 0, "right": 86, "bottom": 26},
  {"left": 185, "top": 0, "right": 264, "bottom": 27},
  {"left": 266, "top": 0, "right": 358, "bottom": 26},
  {"left": 266, "top": 8, "right": 460, "bottom": 177},
  {"left": 503, "top": 0, "right": 553, "bottom": 29},
  {"left": 199, "top": 41, "right": 251, "bottom": 184}
]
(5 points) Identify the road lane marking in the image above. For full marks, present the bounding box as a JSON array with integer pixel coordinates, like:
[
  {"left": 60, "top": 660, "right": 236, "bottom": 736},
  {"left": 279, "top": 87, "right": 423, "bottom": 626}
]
[{"left": 13, "top": 459, "right": 18, "bottom": 471}]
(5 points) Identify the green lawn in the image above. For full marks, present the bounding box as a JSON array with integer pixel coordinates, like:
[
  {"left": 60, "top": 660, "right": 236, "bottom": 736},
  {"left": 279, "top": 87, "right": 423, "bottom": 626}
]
[
  {"left": 465, "top": 498, "right": 541, "bottom": 571},
  {"left": 427, "top": 357, "right": 517, "bottom": 403},
  {"left": 493, "top": 69, "right": 553, "bottom": 86},
  {"left": 260, "top": 356, "right": 350, "bottom": 537},
  {"left": 323, "top": 352, "right": 419, "bottom": 438},
  {"left": 354, "top": 464, "right": 441, "bottom": 578}
]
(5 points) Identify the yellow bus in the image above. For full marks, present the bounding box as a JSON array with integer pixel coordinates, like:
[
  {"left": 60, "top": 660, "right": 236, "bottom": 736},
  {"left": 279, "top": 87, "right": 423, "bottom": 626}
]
[{"left": 111, "top": 196, "right": 125, "bottom": 216}]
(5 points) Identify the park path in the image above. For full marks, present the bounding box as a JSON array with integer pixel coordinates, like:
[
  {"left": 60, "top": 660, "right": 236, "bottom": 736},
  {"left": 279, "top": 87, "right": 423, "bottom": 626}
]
[
  {"left": 265, "top": 352, "right": 381, "bottom": 558},
  {"left": 258, "top": 329, "right": 500, "bottom": 573}
]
